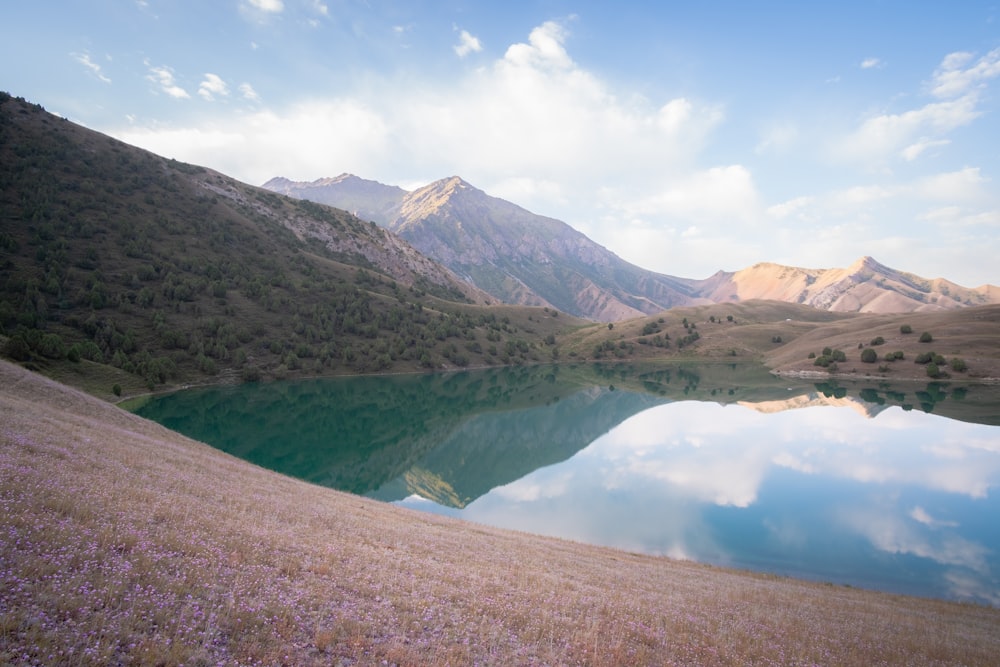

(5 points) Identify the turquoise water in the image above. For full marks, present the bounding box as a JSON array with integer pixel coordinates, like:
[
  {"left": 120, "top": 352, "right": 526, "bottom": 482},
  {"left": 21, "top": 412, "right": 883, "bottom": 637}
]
[{"left": 134, "top": 364, "right": 1000, "bottom": 605}]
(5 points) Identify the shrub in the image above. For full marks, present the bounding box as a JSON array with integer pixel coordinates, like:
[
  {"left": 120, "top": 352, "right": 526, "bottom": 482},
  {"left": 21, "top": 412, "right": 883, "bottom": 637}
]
[
  {"left": 112, "top": 383, "right": 122, "bottom": 396},
  {"left": 860, "top": 348, "right": 878, "bottom": 363},
  {"left": 900, "top": 324, "right": 913, "bottom": 334},
  {"left": 870, "top": 336, "right": 885, "bottom": 346},
  {"left": 926, "top": 363, "right": 942, "bottom": 378},
  {"left": 914, "top": 351, "right": 934, "bottom": 364},
  {"left": 950, "top": 357, "right": 968, "bottom": 372},
  {"left": 919, "top": 331, "right": 933, "bottom": 343}
]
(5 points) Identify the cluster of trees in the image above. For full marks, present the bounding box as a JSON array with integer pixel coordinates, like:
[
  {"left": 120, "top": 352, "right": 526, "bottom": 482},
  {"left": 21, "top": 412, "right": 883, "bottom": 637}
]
[{"left": 805, "top": 327, "right": 969, "bottom": 378}]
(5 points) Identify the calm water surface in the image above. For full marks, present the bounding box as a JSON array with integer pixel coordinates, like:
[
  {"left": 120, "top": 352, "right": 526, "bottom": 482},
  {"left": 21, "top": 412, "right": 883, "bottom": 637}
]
[{"left": 132, "top": 364, "right": 1000, "bottom": 605}]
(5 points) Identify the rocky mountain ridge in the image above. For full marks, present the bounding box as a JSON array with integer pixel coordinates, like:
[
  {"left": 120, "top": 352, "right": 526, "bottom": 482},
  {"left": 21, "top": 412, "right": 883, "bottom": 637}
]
[{"left": 264, "top": 174, "right": 999, "bottom": 320}]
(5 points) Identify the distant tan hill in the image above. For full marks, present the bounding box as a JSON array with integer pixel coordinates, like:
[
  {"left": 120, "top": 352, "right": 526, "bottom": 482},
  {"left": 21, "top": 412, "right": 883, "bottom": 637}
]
[{"left": 691, "top": 256, "right": 998, "bottom": 314}]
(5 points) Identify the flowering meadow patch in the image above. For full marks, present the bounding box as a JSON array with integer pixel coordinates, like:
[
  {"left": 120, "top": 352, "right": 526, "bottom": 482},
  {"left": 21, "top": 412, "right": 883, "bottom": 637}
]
[{"left": 2, "top": 360, "right": 999, "bottom": 665}]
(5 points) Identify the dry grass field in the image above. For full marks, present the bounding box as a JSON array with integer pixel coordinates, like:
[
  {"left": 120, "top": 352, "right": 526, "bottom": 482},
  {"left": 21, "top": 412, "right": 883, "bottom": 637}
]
[{"left": 2, "top": 359, "right": 1000, "bottom": 666}]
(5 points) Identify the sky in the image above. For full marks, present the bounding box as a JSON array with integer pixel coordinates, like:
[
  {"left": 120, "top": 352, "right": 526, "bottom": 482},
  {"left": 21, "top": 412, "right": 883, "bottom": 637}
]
[{"left": 3, "top": 1, "right": 1000, "bottom": 286}]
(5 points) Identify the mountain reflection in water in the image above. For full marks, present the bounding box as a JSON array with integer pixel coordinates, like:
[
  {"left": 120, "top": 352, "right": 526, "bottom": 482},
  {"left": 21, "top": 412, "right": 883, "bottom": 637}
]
[{"left": 132, "top": 363, "right": 1000, "bottom": 605}]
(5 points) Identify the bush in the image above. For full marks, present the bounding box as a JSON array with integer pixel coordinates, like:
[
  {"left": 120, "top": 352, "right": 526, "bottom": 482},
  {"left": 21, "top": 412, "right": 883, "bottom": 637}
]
[
  {"left": 3, "top": 334, "right": 31, "bottom": 361},
  {"left": 900, "top": 324, "right": 913, "bottom": 334},
  {"left": 919, "top": 331, "right": 933, "bottom": 343},
  {"left": 870, "top": 336, "right": 885, "bottom": 346},
  {"left": 112, "top": 383, "right": 122, "bottom": 397},
  {"left": 914, "top": 351, "right": 934, "bottom": 364},
  {"left": 926, "top": 363, "right": 942, "bottom": 378},
  {"left": 950, "top": 357, "right": 968, "bottom": 372},
  {"left": 860, "top": 348, "right": 878, "bottom": 363}
]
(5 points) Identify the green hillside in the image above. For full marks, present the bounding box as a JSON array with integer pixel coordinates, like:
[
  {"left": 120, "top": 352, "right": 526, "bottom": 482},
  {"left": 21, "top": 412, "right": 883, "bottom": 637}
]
[{"left": 0, "top": 93, "right": 579, "bottom": 397}]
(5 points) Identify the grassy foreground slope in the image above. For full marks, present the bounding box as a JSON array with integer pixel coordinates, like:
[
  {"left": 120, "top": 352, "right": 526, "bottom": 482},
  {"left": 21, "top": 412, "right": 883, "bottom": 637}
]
[{"left": 2, "top": 360, "right": 999, "bottom": 666}]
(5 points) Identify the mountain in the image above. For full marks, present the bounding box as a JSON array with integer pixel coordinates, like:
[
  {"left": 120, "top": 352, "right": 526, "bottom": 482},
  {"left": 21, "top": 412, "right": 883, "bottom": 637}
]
[
  {"left": 264, "top": 175, "right": 704, "bottom": 320},
  {"left": 264, "top": 175, "right": 999, "bottom": 320},
  {"left": 691, "top": 255, "right": 997, "bottom": 314},
  {"left": 0, "top": 93, "right": 577, "bottom": 392}
]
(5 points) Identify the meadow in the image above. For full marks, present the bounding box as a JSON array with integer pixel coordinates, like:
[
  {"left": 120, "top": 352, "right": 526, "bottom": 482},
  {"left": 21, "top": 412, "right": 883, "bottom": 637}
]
[{"left": 2, "top": 359, "right": 999, "bottom": 666}]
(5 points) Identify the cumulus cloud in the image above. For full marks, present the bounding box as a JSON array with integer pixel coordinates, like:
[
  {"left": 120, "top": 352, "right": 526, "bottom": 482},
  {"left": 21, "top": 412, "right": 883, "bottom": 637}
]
[
  {"left": 504, "top": 21, "right": 572, "bottom": 69},
  {"left": 245, "top": 0, "right": 283, "bottom": 12},
  {"left": 72, "top": 52, "right": 111, "bottom": 84},
  {"left": 453, "top": 29, "right": 482, "bottom": 58},
  {"left": 860, "top": 57, "right": 883, "bottom": 69},
  {"left": 930, "top": 48, "right": 1000, "bottom": 98},
  {"left": 198, "top": 73, "right": 229, "bottom": 101},
  {"left": 146, "top": 64, "right": 189, "bottom": 99}
]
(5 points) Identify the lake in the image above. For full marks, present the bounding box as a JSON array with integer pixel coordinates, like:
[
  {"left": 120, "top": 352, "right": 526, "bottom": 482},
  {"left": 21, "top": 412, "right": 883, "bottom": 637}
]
[{"left": 131, "top": 362, "right": 1000, "bottom": 606}]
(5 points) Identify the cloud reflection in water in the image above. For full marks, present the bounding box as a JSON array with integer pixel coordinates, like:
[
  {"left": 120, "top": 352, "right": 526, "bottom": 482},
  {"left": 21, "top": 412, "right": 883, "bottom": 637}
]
[{"left": 398, "top": 398, "right": 1000, "bottom": 604}]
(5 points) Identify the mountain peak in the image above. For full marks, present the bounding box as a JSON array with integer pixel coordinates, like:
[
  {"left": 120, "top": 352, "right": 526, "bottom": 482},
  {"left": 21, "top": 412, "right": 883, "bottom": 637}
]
[
  {"left": 848, "top": 255, "right": 882, "bottom": 272},
  {"left": 426, "top": 175, "right": 477, "bottom": 194}
]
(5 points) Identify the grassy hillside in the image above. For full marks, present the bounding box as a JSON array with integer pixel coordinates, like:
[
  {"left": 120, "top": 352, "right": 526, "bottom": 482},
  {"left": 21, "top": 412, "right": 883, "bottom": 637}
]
[
  {"left": 563, "top": 300, "right": 1000, "bottom": 382},
  {"left": 3, "top": 359, "right": 999, "bottom": 665},
  {"left": 0, "top": 93, "right": 583, "bottom": 397}
]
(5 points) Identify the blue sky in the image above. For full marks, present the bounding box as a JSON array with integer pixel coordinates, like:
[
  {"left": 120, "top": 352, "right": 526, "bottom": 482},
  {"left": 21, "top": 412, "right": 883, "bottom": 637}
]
[{"left": 3, "top": 1, "right": 999, "bottom": 286}]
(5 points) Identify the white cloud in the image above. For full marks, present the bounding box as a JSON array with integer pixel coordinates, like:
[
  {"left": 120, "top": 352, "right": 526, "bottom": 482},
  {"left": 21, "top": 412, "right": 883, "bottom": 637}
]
[
  {"left": 116, "top": 99, "right": 390, "bottom": 183},
  {"left": 767, "top": 196, "right": 813, "bottom": 220},
  {"left": 245, "top": 0, "right": 283, "bottom": 12},
  {"left": 755, "top": 122, "right": 798, "bottom": 154},
  {"left": 836, "top": 95, "right": 979, "bottom": 165},
  {"left": 916, "top": 167, "right": 989, "bottom": 202},
  {"left": 453, "top": 29, "right": 482, "bottom": 58},
  {"left": 901, "top": 137, "right": 950, "bottom": 161},
  {"left": 238, "top": 82, "right": 260, "bottom": 102},
  {"left": 627, "top": 166, "right": 761, "bottom": 223},
  {"left": 504, "top": 21, "right": 572, "bottom": 70},
  {"left": 910, "top": 506, "right": 958, "bottom": 528},
  {"left": 72, "top": 52, "right": 111, "bottom": 84},
  {"left": 198, "top": 73, "right": 229, "bottom": 101},
  {"left": 930, "top": 48, "right": 1000, "bottom": 98},
  {"left": 146, "top": 64, "right": 189, "bottom": 99},
  {"left": 310, "top": 0, "right": 328, "bottom": 16},
  {"left": 860, "top": 57, "right": 882, "bottom": 69}
]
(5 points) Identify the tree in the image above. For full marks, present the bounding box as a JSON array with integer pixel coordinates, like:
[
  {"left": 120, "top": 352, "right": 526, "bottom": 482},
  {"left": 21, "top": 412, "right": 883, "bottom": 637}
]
[
  {"left": 950, "top": 357, "right": 968, "bottom": 372},
  {"left": 900, "top": 324, "right": 913, "bottom": 334},
  {"left": 919, "top": 331, "right": 933, "bottom": 343},
  {"left": 860, "top": 348, "right": 878, "bottom": 363}
]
